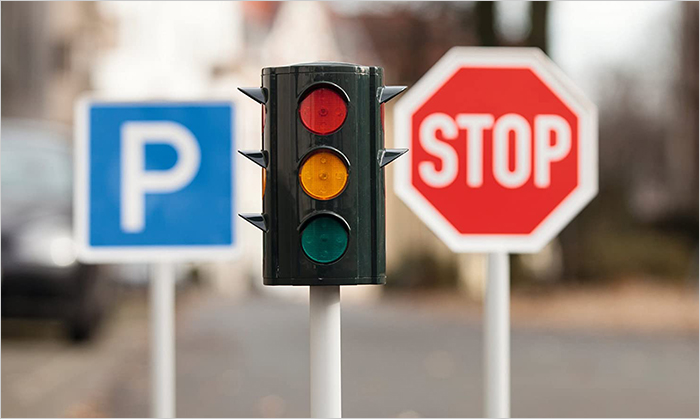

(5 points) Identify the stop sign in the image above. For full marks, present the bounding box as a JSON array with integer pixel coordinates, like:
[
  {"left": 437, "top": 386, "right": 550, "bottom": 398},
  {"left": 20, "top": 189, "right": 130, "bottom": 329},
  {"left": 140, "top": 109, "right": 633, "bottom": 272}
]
[{"left": 394, "top": 48, "right": 597, "bottom": 253}]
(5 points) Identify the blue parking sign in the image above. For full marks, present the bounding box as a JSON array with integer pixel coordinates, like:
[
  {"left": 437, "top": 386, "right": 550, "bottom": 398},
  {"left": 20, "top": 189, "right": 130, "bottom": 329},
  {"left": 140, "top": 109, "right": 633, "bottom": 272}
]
[{"left": 75, "top": 99, "right": 238, "bottom": 262}]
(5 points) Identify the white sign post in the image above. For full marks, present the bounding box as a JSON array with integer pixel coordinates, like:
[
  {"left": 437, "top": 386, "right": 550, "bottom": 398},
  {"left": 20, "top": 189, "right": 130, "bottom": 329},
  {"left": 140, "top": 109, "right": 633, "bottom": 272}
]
[
  {"left": 309, "top": 286, "right": 342, "bottom": 418},
  {"left": 75, "top": 99, "right": 239, "bottom": 418},
  {"left": 485, "top": 252, "right": 509, "bottom": 418},
  {"left": 151, "top": 263, "right": 176, "bottom": 418},
  {"left": 394, "top": 48, "right": 598, "bottom": 418}
]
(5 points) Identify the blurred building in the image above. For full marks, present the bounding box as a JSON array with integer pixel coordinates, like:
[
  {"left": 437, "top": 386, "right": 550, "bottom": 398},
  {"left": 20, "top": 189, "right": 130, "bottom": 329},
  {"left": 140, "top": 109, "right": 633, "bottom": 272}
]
[{"left": 2, "top": 2, "right": 107, "bottom": 124}]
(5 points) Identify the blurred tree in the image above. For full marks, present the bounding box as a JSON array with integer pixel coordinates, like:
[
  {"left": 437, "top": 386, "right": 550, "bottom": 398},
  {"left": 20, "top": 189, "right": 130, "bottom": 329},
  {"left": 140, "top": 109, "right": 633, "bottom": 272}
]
[
  {"left": 558, "top": 2, "right": 698, "bottom": 282},
  {"left": 527, "top": 1, "right": 548, "bottom": 53},
  {"left": 475, "top": 1, "right": 497, "bottom": 47},
  {"left": 344, "top": 2, "right": 476, "bottom": 84},
  {"left": 674, "top": 1, "right": 699, "bottom": 228},
  {"left": 338, "top": 2, "right": 551, "bottom": 82}
]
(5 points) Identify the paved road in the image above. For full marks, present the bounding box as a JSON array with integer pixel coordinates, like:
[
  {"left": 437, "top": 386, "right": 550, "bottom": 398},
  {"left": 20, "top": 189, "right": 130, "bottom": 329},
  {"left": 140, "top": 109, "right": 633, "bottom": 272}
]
[{"left": 3, "top": 291, "right": 698, "bottom": 417}]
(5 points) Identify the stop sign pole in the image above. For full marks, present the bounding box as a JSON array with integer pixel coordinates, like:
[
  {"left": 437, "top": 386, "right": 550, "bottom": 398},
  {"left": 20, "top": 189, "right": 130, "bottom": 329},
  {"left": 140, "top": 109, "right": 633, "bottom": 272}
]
[
  {"left": 485, "top": 252, "right": 510, "bottom": 417},
  {"left": 394, "top": 47, "right": 598, "bottom": 418}
]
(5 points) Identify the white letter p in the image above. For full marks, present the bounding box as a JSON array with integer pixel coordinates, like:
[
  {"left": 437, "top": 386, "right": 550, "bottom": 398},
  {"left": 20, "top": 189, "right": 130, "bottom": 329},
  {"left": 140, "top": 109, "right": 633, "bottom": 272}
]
[{"left": 120, "top": 121, "right": 201, "bottom": 233}]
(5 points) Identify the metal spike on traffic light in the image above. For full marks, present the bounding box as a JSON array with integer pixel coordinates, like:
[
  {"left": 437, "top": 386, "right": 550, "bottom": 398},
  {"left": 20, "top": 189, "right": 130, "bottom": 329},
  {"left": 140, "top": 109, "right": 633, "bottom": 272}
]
[
  {"left": 238, "top": 150, "right": 268, "bottom": 168},
  {"left": 238, "top": 213, "right": 267, "bottom": 232},
  {"left": 378, "top": 148, "right": 408, "bottom": 168},
  {"left": 237, "top": 87, "right": 267, "bottom": 104},
  {"left": 238, "top": 62, "right": 406, "bottom": 286},
  {"left": 379, "top": 86, "right": 407, "bottom": 103}
]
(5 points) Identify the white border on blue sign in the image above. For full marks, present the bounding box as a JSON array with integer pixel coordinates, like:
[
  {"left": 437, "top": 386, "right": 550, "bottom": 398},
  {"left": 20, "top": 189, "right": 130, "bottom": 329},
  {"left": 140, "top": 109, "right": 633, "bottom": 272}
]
[
  {"left": 393, "top": 47, "right": 599, "bottom": 254},
  {"left": 74, "top": 95, "right": 242, "bottom": 263}
]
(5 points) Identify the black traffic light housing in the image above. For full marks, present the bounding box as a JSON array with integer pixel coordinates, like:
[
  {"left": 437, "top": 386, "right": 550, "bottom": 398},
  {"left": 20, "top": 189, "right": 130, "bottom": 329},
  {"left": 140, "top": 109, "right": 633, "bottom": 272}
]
[{"left": 239, "top": 62, "right": 405, "bottom": 286}]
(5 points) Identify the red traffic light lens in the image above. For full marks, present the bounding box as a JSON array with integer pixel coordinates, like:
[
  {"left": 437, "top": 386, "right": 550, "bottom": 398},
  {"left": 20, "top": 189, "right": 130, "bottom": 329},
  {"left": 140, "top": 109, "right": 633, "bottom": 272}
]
[{"left": 299, "top": 86, "right": 347, "bottom": 135}]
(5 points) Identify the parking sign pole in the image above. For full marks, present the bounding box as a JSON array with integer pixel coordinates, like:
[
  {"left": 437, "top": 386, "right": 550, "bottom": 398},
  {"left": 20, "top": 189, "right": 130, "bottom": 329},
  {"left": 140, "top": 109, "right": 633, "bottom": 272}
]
[
  {"left": 151, "top": 263, "right": 176, "bottom": 418},
  {"left": 309, "top": 286, "right": 342, "bottom": 418},
  {"left": 485, "top": 252, "right": 510, "bottom": 418}
]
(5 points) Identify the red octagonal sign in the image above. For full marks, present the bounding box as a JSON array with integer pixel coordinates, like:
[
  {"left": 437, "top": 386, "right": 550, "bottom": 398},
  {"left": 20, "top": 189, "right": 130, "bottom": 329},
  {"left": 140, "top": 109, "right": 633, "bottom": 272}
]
[{"left": 394, "top": 48, "right": 598, "bottom": 253}]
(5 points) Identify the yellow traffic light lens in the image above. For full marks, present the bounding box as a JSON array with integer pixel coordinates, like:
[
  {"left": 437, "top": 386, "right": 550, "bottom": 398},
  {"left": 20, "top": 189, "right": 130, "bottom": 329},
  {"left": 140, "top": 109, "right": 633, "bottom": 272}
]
[{"left": 299, "top": 149, "right": 348, "bottom": 200}]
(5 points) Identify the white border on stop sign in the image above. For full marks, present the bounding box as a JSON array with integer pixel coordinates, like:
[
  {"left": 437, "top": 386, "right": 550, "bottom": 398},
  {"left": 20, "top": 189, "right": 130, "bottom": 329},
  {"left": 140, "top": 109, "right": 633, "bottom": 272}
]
[{"left": 393, "top": 47, "right": 598, "bottom": 254}]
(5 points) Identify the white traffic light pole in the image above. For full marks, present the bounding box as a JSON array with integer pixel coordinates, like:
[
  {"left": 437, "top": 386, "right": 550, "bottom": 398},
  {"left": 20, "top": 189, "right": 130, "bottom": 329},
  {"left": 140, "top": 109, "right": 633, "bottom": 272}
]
[
  {"left": 485, "top": 252, "right": 510, "bottom": 418},
  {"left": 151, "top": 263, "right": 176, "bottom": 418},
  {"left": 309, "top": 286, "right": 342, "bottom": 418}
]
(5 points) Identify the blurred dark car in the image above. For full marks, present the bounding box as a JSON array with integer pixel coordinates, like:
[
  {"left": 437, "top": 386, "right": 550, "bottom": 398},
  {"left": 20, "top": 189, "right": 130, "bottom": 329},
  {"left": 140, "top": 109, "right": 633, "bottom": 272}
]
[{"left": 2, "top": 119, "right": 113, "bottom": 341}]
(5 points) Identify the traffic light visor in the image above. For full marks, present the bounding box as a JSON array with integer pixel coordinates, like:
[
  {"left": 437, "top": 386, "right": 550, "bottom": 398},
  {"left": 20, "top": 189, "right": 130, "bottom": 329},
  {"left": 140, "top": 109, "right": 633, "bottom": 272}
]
[
  {"left": 301, "top": 215, "right": 349, "bottom": 264},
  {"left": 299, "top": 86, "right": 347, "bottom": 135},
  {"left": 299, "top": 149, "right": 349, "bottom": 200}
]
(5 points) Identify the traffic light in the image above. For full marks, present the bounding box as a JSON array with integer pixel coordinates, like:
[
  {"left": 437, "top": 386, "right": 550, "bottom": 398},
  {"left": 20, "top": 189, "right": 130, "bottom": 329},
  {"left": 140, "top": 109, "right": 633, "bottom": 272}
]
[{"left": 238, "top": 62, "right": 406, "bottom": 286}]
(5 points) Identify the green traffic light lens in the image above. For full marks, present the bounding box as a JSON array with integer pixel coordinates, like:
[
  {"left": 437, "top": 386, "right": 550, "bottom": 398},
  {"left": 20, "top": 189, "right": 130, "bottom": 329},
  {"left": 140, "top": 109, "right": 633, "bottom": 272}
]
[{"left": 301, "top": 215, "right": 349, "bottom": 264}]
